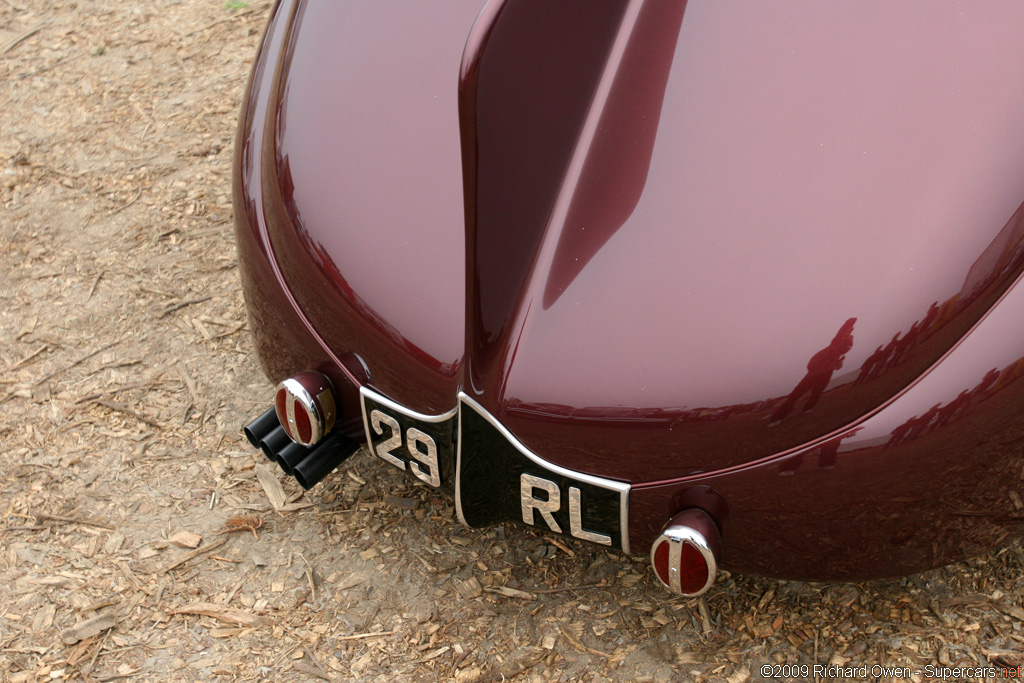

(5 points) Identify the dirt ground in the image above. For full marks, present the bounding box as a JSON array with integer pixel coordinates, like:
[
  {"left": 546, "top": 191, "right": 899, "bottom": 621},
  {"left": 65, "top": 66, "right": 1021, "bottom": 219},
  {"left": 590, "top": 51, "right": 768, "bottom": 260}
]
[{"left": 2, "top": 2, "right": 1024, "bottom": 682}]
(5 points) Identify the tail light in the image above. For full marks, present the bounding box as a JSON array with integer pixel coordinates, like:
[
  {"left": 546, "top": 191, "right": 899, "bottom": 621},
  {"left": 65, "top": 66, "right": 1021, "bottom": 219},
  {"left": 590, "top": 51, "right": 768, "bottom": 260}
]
[
  {"left": 274, "top": 371, "right": 337, "bottom": 446},
  {"left": 650, "top": 508, "right": 721, "bottom": 597}
]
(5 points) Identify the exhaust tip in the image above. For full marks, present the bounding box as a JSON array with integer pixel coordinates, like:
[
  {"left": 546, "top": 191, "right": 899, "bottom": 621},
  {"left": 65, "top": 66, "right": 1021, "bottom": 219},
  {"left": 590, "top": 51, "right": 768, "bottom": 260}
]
[
  {"left": 275, "top": 372, "right": 337, "bottom": 447},
  {"left": 650, "top": 508, "right": 721, "bottom": 597},
  {"left": 277, "top": 439, "right": 312, "bottom": 476},
  {"left": 258, "top": 425, "right": 291, "bottom": 462},
  {"left": 293, "top": 431, "right": 359, "bottom": 490},
  {"left": 243, "top": 407, "right": 279, "bottom": 449}
]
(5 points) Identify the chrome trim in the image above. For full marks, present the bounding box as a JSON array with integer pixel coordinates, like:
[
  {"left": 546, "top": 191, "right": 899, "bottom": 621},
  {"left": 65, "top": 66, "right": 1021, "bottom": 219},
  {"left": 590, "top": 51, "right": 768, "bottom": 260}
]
[
  {"left": 569, "top": 486, "right": 612, "bottom": 546},
  {"left": 520, "top": 473, "right": 563, "bottom": 533},
  {"left": 456, "top": 392, "right": 631, "bottom": 555},
  {"left": 650, "top": 524, "right": 717, "bottom": 597},
  {"left": 406, "top": 427, "right": 441, "bottom": 487},
  {"left": 278, "top": 378, "right": 321, "bottom": 446},
  {"left": 359, "top": 386, "right": 458, "bottom": 426},
  {"left": 454, "top": 401, "right": 469, "bottom": 528},
  {"left": 368, "top": 409, "right": 405, "bottom": 470}
]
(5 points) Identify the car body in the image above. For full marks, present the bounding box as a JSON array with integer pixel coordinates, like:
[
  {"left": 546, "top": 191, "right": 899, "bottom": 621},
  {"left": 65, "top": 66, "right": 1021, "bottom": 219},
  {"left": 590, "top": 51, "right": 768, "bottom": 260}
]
[{"left": 235, "top": 0, "right": 1024, "bottom": 593}]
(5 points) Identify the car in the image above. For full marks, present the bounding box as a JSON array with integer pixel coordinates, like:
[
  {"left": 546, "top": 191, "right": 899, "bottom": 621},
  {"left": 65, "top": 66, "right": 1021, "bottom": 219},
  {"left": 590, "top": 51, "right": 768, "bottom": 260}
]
[{"left": 234, "top": 0, "right": 1024, "bottom": 596}]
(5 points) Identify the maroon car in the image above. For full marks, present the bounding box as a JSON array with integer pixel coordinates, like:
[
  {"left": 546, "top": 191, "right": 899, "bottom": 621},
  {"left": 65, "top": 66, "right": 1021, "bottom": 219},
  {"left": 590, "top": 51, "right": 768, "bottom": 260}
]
[{"left": 235, "top": 0, "right": 1024, "bottom": 596}]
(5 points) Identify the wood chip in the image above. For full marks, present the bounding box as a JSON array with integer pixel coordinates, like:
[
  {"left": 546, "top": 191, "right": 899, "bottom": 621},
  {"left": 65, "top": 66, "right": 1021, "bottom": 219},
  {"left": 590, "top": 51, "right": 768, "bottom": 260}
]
[
  {"left": 103, "top": 532, "right": 125, "bottom": 555},
  {"left": 31, "top": 576, "right": 75, "bottom": 588},
  {"left": 93, "top": 398, "right": 164, "bottom": 429},
  {"left": 169, "top": 531, "right": 202, "bottom": 549},
  {"left": 61, "top": 614, "right": 119, "bottom": 645},
  {"left": 337, "top": 630, "right": 395, "bottom": 641},
  {"left": 486, "top": 586, "right": 536, "bottom": 600},
  {"left": 292, "top": 661, "right": 333, "bottom": 681},
  {"left": 175, "top": 362, "right": 200, "bottom": 406},
  {"left": 171, "top": 602, "right": 270, "bottom": 626},
  {"left": 559, "top": 626, "right": 612, "bottom": 659},
  {"left": 417, "top": 645, "right": 451, "bottom": 663},
  {"left": 726, "top": 668, "right": 751, "bottom": 683},
  {"left": 698, "top": 597, "right": 713, "bottom": 634},
  {"left": 3, "top": 344, "right": 49, "bottom": 372},
  {"left": 455, "top": 576, "right": 483, "bottom": 600},
  {"left": 2, "top": 21, "right": 48, "bottom": 56},
  {"left": 255, "top": 464, "right": 288, "bottom": 511},
  {"left": 384, "top": 495, "right": 418, "bottom": 510},
  {"left": 994, "top": 602, "right": 1024, "bottom": 622},
  {"left": 547, "top": 537, "right": 575, "bottom": 558},
  {"left": 299, "top": 553, "right": 317, "bottom": 601},
  {"left": 159, "top": 296, "right": 212, "bottom": 318},
  {"left": 156, "top": 538, "right": 228, "bottom": 574},
  {"left": 31, "top": 603, "right": 56, "bottom": 632},
  {"left": 33, "top": 339, "right": 121, "bottom": 387},
  {"left": 35, "top": 513, "right": 113, "bottom": 530},
  {"left": 336, "top": 570, "right": 371, "bottom": 592}
]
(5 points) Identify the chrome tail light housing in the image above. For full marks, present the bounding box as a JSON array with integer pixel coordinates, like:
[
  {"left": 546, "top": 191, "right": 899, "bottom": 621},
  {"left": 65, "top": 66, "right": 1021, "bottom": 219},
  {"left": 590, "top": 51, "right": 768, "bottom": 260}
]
[
  {"left": 650, "top": 508, "right": 721, "bottom": 597},
  {"left": 274, "top": 371, "right": 337, "bottom": 446}
]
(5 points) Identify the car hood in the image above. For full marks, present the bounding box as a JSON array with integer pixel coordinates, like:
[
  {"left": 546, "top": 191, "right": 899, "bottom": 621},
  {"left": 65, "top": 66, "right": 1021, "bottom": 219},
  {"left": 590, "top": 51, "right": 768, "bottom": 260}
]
[{"left": 264, "top": 0, "right": 1024, "bottom": 482}]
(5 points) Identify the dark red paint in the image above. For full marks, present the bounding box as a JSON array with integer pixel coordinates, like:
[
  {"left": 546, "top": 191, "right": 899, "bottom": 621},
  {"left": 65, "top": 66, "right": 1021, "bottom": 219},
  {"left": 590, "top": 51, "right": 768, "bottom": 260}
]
[
  {"left": 460, "top": 0, "right": 631, "bottom": 400},
  {"left": 235, "top": 0, "right": 1024, "bottom": 579},
  {"left": 543, "top": 0, "right": 688, "bottom": 307},
  {"left": 631, "top": 270, "right": 1024, "bottom": 579}
]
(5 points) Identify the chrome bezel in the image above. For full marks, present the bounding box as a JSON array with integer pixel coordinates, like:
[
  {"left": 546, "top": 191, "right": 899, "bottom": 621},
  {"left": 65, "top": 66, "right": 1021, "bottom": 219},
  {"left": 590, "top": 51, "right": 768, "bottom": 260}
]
[
  {"left": 359, "top": 386, "right": 458, "bottom": 437},
  {"left": 649, "top": 524, "right": 717, "bottom": 597},
  {"left": 277, "top": 377, "right": 329, "bottom": 446}
]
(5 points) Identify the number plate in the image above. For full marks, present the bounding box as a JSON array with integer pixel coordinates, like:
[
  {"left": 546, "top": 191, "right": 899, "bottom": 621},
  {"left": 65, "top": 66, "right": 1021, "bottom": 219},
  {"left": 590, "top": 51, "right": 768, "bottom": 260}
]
[
  {"left": 360, "top": 389, "right": 456, "bottom": 490},
  {"left": 456, "top": 394, "right": 629, "bottom": 553},
  {"left": 359, "top": 387, "right": 630, "bottom": 553}
]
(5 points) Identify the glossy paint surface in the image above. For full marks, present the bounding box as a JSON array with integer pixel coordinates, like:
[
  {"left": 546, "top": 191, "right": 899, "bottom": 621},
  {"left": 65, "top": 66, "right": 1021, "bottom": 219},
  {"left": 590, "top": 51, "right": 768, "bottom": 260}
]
[
  {"left": 234, "top": 0, "right": 1024, "bottom": 576},
  {"left": 631, "top": 270, "right": 1024, "bottom": 579},
  {"left": 264, "top": 0, "right": 1024, "bottom": 476},
  {"left": 460, "top": 0, "right": 632, "bottom": 399},
  {"left": 262, "top": 0, "right": 482, "bottom": 413},
  {"left": 478, "top": 1, "right": 1024, "bottom": 479},
  {"left": 262, "top": 0, "right": 1024, "bottom": 480},
  {"left": 234, "top": 0, "right": 367, "bottom": 439}
]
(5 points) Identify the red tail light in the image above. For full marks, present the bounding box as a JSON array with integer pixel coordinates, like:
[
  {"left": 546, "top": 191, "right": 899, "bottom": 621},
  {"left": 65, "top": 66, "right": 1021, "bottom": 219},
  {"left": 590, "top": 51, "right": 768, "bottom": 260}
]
[
  {"left": 650, "top": 508, "right": 721, "bottom": 597},
  {"left": 274, "top": 371, "right": 337, "bottom": 446}
]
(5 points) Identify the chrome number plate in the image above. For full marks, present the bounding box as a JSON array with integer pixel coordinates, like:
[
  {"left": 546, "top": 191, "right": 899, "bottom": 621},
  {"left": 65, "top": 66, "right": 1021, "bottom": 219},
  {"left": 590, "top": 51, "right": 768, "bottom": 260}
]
[
  {"left": 360, "top": 388, "right": 456, "bottom": 489},
  {"left": 359, "top": 386, "right": 630, "bottom": 553},
  {"left": 456, "top": 393, "right": 630, "bottom": 553}
]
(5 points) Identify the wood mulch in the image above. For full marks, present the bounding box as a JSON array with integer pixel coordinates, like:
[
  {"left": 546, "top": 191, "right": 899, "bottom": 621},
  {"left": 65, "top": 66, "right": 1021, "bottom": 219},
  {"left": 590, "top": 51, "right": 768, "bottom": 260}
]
[{"left": 1, "top": 1, "right": 1022, "bottom": 681}]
